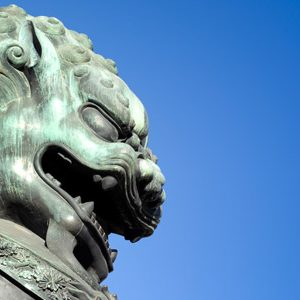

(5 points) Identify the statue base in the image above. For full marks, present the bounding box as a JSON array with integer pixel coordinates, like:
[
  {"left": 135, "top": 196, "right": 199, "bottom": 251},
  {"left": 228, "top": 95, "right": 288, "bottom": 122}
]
[{"left": 0, "top": 219, "right": 116, "bottom": 300}]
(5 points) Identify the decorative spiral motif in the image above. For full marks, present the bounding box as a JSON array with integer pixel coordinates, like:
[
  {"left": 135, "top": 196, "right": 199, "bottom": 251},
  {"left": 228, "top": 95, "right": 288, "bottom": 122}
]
[
  {"left": 116, "top": 93, "right": 130, "bottom": 107},
  {"left": 74, "top": 65, "right": 90, "bottom": 77},
  {"left": 6, "top": 45, "right": 28, "bottom": 68},
  {"left": 105, "top": 58, "right": 118, "bottom": 75},
  {"left": 100, "top": 79, "right": 114, "bottom": 89},
  {"left": 34, "top": 16, "right": 65, "bottom": 35},
  {"left": 0, "top": 12, "right": 8, "bottom": 18},
  {"left": 1, "top": 5, "right": 27, "bottom": 16},
  {"left": 0, "top": 13, "right": 16, "bottom": 33},
  {"left": 69, "top": 30, "right": 93, "bottom": 50},
  {"left": 59, "top": 44, "right": 91, "bottom": 64}
]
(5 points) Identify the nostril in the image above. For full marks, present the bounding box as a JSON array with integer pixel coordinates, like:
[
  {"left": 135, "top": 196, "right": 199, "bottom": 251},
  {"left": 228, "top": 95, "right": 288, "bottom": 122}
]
[{"left": 137, "top": 151, "right": 145, "bottom": 160}]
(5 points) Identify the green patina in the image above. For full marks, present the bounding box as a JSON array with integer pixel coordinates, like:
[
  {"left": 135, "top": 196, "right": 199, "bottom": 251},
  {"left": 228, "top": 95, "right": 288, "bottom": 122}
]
[{"left": 0, "top": 5, "right": 165, "bottom": 299}]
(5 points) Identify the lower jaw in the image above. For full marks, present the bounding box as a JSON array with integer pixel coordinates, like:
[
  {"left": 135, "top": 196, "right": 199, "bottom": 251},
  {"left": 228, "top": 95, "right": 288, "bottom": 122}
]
[
  {"left": 75, "top": 224, "right": 110, "bottom": 283},
  {"left": 34, "top": 148, "right": 115, "bottom": 288},
  {"left": 45, "top": 216, "right": 110, "bottom": 290}
]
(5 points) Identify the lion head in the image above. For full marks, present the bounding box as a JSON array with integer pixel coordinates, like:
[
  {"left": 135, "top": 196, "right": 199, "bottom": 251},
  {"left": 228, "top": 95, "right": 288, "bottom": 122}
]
[{"left": 0, "top": 5, "right": 165, "bottom": 289}]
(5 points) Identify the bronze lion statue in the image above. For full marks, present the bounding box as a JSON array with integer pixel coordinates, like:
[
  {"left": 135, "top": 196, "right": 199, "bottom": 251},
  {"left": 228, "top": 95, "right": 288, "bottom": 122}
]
[{"left": 0, "top": 5, "right": 165, "bottom": 299}]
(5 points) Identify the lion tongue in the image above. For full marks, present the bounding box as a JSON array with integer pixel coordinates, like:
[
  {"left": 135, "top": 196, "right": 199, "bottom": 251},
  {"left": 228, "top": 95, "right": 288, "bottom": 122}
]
[
  {"left": 92, "top": 174, "right": 118, "bottom": 191},
  {"left": 101, "top": 176, "right": 118, "bottom": 191}
]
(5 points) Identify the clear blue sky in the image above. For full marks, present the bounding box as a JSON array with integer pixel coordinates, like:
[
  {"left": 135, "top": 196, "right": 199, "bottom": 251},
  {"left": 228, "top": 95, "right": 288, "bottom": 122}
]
[{"left": 4, "top": 1, "right": 300, "bottom": 299}]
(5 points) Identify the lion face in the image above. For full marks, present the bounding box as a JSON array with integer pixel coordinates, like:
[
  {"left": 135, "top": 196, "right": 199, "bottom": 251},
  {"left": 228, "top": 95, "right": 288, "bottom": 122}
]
[{"left": 0, "top": 5, "right": 165, "bottom": 288}]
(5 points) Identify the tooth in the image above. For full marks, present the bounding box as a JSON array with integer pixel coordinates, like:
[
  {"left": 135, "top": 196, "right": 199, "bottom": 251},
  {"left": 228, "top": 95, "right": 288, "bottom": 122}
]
[
  {"left": 46, "top": 173, "right": 54, "bottom": 180},
  {"left": 110, "top": 249, "right": 118, "bottom": 263},
  {"left": 93, "top": 174, "right": 102, "bottom": 183},
  {"left": 74, "top": 196, "right": 82, "bottom": 204},
  {"left": 101, "top": 176, "right": 118, "bottom": 191},
  {"left": 52, "top": 178, "right": 61, "bottom": 187},
  {"left": 80, "top": 202, "right": 94, "bottom": 216}
]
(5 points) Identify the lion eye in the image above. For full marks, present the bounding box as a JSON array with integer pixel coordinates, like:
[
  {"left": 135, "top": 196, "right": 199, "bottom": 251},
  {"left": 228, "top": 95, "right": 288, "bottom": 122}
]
[{"left": 82, "top": 107, "right": 119, "bottom": 142}]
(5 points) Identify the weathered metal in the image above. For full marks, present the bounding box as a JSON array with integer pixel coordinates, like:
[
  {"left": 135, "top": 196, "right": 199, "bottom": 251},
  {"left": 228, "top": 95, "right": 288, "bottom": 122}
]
[{"left": 0, "top": 5, "right": 165, "bottom": 299}]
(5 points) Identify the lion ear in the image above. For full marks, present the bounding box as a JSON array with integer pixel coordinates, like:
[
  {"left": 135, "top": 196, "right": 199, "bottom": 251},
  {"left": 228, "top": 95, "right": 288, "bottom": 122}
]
[
  {"left": 23, "top": 20, "right": 42, "bottom": 68},
  {"left": 0, "top": 12, "right": 41, "bottom": 104}
]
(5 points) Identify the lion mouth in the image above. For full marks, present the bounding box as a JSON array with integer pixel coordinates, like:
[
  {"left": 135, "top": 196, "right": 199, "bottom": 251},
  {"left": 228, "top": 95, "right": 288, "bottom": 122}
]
[
  {"left": 40, "top": 147, "right": 112, "bottom": 245},
  {"left": 34, "top": 143, "right": 160, "bottom": 283},
  {"left": 35, "top": 144, "right": 120, "bottom": 282}
]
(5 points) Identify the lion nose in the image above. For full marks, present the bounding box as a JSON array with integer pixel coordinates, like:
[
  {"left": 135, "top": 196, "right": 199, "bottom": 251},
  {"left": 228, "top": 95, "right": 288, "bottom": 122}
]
[
  {"left": 137, "top": 158, "right": 166, "bottom": 210},
  {"left": 138, "top": 158, "right": 165, "bottom": 185}
]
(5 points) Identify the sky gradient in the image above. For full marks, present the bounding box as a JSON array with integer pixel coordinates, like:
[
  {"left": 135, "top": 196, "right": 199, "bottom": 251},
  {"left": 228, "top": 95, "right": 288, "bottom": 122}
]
[{"left": 2, "top": 1, "right": 300, "bottom": 299}]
